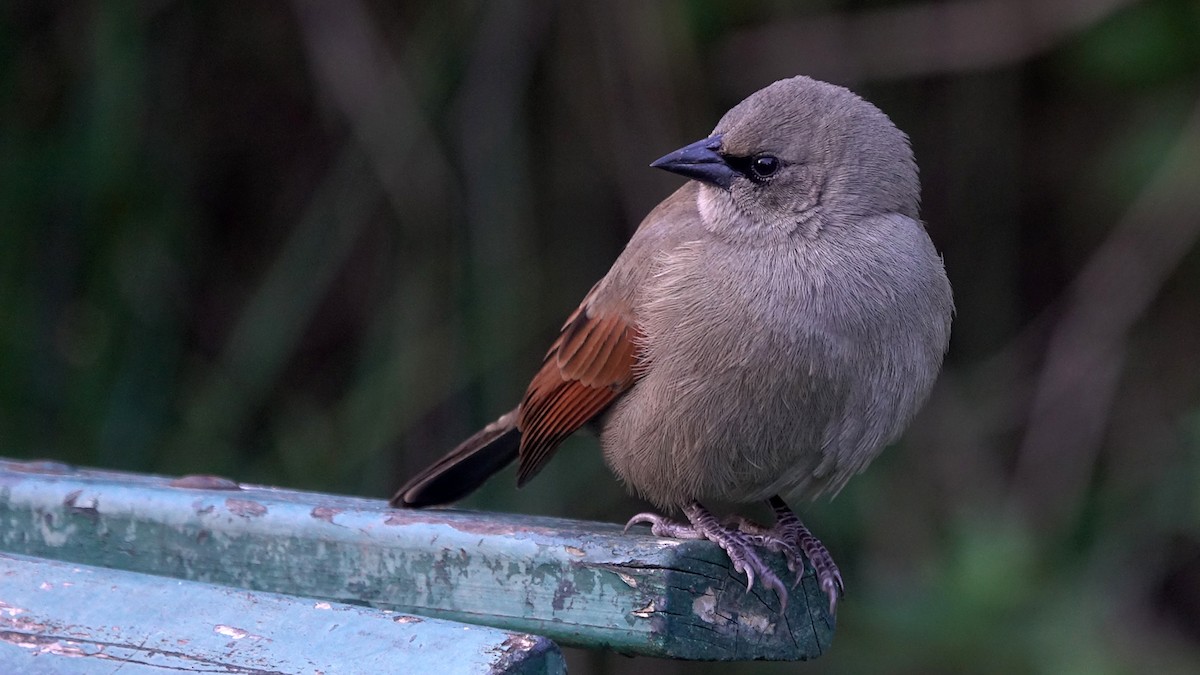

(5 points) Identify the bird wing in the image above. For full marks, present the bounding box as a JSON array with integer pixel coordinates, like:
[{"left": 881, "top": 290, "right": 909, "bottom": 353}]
[{"left": 516, "top": 286, "right": 641, "bottom": 485}]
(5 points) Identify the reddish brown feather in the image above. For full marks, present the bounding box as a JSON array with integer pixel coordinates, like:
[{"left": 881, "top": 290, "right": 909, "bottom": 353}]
[
  {"left": 555, "top": 307, "right": 595, "bottom": 366},
  {"left": 519, "top": 386, "right": 608, "bottom": 484},
  {"left": 515, "top": 304, "right": 640, "bottom": 485},
  {"left": 575, "top": 317, "right": 623, "bottom": 384},
  {"left": 559, "top": 318, "right": 601, "bottom": 382}
]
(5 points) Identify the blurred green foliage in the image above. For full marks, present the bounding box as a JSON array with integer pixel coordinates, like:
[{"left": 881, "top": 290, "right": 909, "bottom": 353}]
[{"left": 2, "top": 1, "right": 1199, "bottom": 673}]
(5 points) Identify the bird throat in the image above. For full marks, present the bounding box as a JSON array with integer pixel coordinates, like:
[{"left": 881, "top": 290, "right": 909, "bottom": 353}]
[{"left": 696, "top": 184, "right": 822, "bottom": 244}]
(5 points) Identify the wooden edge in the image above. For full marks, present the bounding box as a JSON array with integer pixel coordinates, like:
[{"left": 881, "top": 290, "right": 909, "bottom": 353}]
[
  {"left": 0, "top": 459, "right": 834, "bottom": 661},
  {"left": 0, "top": 551, "right": 564, "bottom": 674}
]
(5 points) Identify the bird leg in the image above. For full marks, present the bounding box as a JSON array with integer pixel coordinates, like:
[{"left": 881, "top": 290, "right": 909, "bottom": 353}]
[
  {"left": 625, "top": 501, "right": 789, "bottom": 609},
  {"left": 726, "top": 495, "right": 843, "bottom": 615}
]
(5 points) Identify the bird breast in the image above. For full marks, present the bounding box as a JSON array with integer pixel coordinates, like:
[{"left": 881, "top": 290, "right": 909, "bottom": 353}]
[{"left": 599, "top": 214, "right": 951, "bottom": 509}]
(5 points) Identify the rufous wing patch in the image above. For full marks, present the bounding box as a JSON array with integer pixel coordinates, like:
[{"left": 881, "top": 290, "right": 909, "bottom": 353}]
[{"left": 516, "top": 303, "right": 640, "bottom": 485}]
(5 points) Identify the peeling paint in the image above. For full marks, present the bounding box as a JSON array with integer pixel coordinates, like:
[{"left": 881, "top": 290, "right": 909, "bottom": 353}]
[
  {"left": 393, "top": 615, "right": 423, "bottom": 624},
  {"left": 214, "top": 624, "right": 251, "bottom": 639},
  {"left": 376, "top": 509, "right": 575, "bottom": 539},
  {"left": 35, "top": 513, "right": 72, "bottom": 547},
  {"left": 739, "top": 610, "right": 776, "bottom": 635},
  {"left": 488, "top": 632, "right": 542, "bottom": 673},
  {"left": 691, "top": 586, "right": 776, "bottom": 636},
  {"left": 551, "top": 578, "right": 577, "bottom": 611},
  {"left": 311, "top": 506, "right": 341, "bottom": 524},
  {"left": 501, "top": 633, "right": 536, "bottom": 650},
  {"left": 0, "top": 601, "right": 26, "bottom": 616},
  {"left": 692, "top": 588, "right": 719, "bottom": 623},
  {"left": 0, "top": 615, "right": 50, "bottom": 633},
  {"left": 63, "top": 490, "right": 99, "bottom": 521},
  {"left": 225, "top": 499, "right": 268, "bottom": 518},
  {"left": 169, "top": 475, "right": 242, "bottom": 491},
  {"left": 0, "top": 632, "right": 94, "bottom": 657},
  {"left": 37, "top": 640, "right": 91, "bottom": 657},
  {"left": 631, "top": 601, "right": 656, "bottom": 618},
  {"left": 7, "top": 460, "right": 73, "bottom": 475},
  {"left": 564, "top": 546, "right": 585, "bottom": 557}
]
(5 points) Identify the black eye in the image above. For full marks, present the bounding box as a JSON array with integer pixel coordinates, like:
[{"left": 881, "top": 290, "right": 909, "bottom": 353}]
[{"left": 750, "top": 155, "right": 779, "bottom": 179}]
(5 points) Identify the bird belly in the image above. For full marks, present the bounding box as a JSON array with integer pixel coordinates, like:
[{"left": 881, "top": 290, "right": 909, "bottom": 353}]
[
  {"left": 598, "top": 233, "right": 947, "bottom": 509},
  {"left": 600, "top": 320, "right": 850, "bottom": 508},
  {"left": 598, "top": 241, "right": 843, "bottom": 507}
]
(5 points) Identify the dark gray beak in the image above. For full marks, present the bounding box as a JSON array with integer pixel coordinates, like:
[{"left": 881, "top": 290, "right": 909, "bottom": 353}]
[{"left": 650, "top": 134, "right": 735, "bottom": 190}]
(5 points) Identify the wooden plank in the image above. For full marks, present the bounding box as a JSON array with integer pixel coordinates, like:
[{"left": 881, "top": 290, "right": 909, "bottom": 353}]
[
  {"left": 0, "top": 459, "right": 834, "bottom": 661},
  {"left": 0, "top": 551, "right": 564, "bottom": 674}
]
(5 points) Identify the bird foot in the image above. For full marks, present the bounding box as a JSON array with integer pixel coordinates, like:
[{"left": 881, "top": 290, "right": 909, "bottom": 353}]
[
  {"left": 625, "top": 502, "right": 789, "bottom": 610},
  {"left": 723, "top": 514, "right": 807, "bottom": 586},
  {"left": 727, "top": 496, "right": 843, "bottom": 615}
]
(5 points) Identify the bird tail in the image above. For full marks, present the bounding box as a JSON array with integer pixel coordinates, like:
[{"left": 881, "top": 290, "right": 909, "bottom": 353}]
[{"left": 390, "top": 409, "right": 520, "bottom": 508}]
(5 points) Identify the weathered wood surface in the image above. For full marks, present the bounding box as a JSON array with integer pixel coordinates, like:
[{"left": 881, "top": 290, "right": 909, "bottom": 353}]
[
  {"left": 0, "top": 459, "right": 834, "bottom": 661},
  {"left": 0, "top": 551, "right": 564, "bottom": 674}
]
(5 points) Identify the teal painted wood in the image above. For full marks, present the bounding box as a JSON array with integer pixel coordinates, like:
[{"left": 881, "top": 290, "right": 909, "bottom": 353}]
[
  {"left": 0, "top": 551, "right": 564, "bottom": 674},
  {"left": 0, "top": 459, "right": 834, "bottom": 661}
]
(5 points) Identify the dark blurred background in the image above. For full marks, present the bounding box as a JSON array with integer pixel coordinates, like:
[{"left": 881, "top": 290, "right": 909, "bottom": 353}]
[{"left": 3, "top": 1, "right": 1199, "bottom": 672}]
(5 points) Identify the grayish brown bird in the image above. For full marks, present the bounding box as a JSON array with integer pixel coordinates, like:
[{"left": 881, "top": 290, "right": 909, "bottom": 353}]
[{"left": 392, "top": 75, "right": 953, "bottom": 614}]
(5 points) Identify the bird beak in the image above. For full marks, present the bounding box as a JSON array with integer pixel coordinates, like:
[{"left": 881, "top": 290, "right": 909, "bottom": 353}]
[{"left": 650, "top": 134, "right": 735, "bottom": 190}]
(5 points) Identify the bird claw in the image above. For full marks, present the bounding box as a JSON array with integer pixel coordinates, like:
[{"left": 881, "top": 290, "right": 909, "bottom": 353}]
[
  {"left": 723, "top": 498, "right": 846, "bottom": 614},
  {"left": 624, "top": 512, "right": 705, "bottom": 539},
  {"left": 760, "top": 496, "right": 844, "bottom": 615},
  {"left": 820, "top": 573, "right": 843, "bottom": 616},
  {"left": 628, "top": 503, "right": 791, "bottom": 610},
  {"left": 625, "top": 500, "right": 842, "bottom": 615},
  {"left": 713, "top": 525, "right": 787, "bottom": 608},
  {"left": 735, "top": 558, "right": 755, "bottom": 593},
  {"left": 622, "top": 512, "right": 657, "bottom": 534},
  {"left": 729, "top": 526, "right": 805, "bottom": 586}
]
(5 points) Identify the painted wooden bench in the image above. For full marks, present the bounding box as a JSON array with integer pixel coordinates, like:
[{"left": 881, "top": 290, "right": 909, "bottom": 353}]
[
  {"left": 0, "top": 459, "right": 834, "bottom": 671},
  {"left": 0, "top": 551, "right": 562, "bottom": 673}
]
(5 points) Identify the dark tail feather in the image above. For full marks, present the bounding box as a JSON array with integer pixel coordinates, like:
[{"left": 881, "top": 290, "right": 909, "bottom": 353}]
[{"left": 391, "top": 410, "right": 520, "bottom": 508}]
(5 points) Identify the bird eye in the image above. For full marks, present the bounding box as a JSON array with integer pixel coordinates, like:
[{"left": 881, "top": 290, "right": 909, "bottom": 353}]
[{"left": 750, "top": 155, "right": 779, "bottom": 179}]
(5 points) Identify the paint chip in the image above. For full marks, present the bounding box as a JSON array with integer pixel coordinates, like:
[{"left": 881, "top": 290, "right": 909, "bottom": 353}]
[
  {"left": 214, "top": 625, "right": 249, "bottom": 640},
  {"left": 693, "top": 588, "right": 719, "bottom": 623},
  {"left": 169, "top": 475, "right": 242, "bottom": 490},
  {"left": 311, "top": 506, "right": 342, "bottom": 524},
  {"left": 738, "top": 610, "right": 776, "bottom": 634},
  {"left": 631, "top": 601, "right": 656, "bottom": 618},
  {"left": 0, "top": 601, "right": 25, "bottom": 616},
  {"left": 225, "top": 499, "right": 268, "bottom": 518}
]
